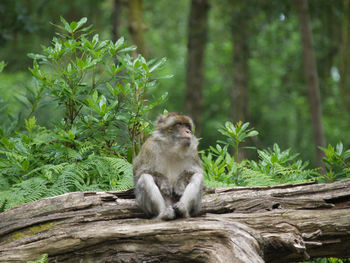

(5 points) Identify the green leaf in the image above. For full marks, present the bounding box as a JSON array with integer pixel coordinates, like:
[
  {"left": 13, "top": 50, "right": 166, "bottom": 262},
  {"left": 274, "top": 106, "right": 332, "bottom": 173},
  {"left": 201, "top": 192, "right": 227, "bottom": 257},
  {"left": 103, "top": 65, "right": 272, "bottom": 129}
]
[
  {"left": 241, "top": 122, "right": 250, "bottom": 132},
  {"left": 74, "top": 17, "right": 88, "bottom": 32},
  {"left": 99, "top": 95, "right": 107, "bottom": 111},
  {"left": 92, "top": 90, "right": 98, "bottom": 102},
  {"left": 70, "top": 21, "right": 78, "bottom": 31},
  {"left": 153, "top": 74, "right": 174, "bottom": 80},
  {"left": 225, "top": 121, "right": 234, "bottom": 133},
  {"left": 25, "top": 117, "right": 36, "bottom": 133},
  {"left": 60, "top": 16, "right": 72, "bottom": 33},
  {"left": 119, "top": 46, "right": 137, "bottom": 53},
  {"left": 27, "top": 53, "right": 47, "bottom": 61},
  {"left": 92, "top": 34, "right": 99, "bottom": 46},
  {"left": 107, "top": 100, "right": 119, "bottom": 111},
  {"left": 149, "top": 58, "right": 167, "bottom": 73},
  {"left": 336, "top": 142, "right": 343, "bottom": 155},
  {"left": 247, "top": 131, "right": 259, "bottom": 137},
  {"left": 141, "top": 62, "right": 149, "bottom": 72},
  {"left": 112, "top": 37, "right": 125, "bottom": 52}
]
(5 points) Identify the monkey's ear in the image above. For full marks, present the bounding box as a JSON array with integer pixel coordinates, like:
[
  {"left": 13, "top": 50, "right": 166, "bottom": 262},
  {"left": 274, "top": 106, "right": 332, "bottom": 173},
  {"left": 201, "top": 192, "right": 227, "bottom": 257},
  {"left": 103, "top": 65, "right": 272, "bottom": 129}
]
[
  {"left": 155, "top": 114, "right": 170, "bottom": 130},
  {"left": 155, "top": 114, "right": 167, "bottom": 126},
  {"left": 155, "top": 112, "right": 178, "bottom": 129}
]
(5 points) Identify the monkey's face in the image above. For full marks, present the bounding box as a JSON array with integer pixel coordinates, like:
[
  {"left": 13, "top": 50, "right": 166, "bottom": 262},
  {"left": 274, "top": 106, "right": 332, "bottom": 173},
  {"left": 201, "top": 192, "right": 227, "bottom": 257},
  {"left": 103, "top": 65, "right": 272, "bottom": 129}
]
[{"left": 173, "top": 122, "right": 193, "bottom": 146}]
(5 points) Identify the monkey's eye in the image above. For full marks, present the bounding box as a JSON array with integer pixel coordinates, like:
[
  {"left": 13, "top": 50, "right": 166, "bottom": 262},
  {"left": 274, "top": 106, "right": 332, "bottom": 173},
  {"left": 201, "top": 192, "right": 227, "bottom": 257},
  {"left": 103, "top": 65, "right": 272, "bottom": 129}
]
[
  {"left": 174, "top": 122, "right": 192, "bottom": 132},
  {"left": 185, "top": 124, "right": 192, "bottom": 131}
]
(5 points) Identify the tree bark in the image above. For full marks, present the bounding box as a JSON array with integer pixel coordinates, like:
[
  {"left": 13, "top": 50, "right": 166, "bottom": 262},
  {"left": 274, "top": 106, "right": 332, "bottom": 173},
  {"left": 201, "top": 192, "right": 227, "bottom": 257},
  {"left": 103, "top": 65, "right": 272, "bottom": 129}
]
[
  {"left": 295, "top": 0, "right": 326, "bottom": 167},
  {"left": 128, "top": 0, "right": 147, "bottom": 58},
  {"left": 1, "top": 179, "right": 350, "bottom": 262},
  {"left": 184, "top": 0, "right": 210, "bottom": 136}
]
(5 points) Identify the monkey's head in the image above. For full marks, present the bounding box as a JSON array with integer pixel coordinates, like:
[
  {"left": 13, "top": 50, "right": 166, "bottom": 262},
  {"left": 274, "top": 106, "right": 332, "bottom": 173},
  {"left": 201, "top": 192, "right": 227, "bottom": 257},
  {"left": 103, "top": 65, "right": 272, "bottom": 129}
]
[{"left": 155, "top": 113, "right": 197, "bottom": 148}]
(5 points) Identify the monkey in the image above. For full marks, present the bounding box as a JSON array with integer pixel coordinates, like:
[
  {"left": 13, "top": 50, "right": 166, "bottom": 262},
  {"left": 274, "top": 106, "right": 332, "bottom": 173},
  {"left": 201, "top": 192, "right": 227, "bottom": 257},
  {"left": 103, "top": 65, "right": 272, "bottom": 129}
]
[{"left": 133, "top": 112, "right": 204, "bottom": 220}]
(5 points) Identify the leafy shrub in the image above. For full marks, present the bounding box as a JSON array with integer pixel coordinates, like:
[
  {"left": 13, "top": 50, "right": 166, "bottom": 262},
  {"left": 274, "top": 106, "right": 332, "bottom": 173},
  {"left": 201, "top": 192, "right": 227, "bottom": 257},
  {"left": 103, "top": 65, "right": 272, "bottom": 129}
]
[
  {"left": 319, "top": 142, "right": 350, "bottom": 182},
  {"left": 202, "top": 122, "right": 317, "bottom": 187},
  {"left": 0, "top": 17, "right": 167, "bottom": 211},
  {"left": 218, "top": 121, "right": 258, "bottom": 161},
  {"left": 201, "top": 144, "right": 241, "bottom": 186},
  {"left": 246, "top": 143, "right": 316, "bottom": 185},
  {"left": 202, "top": 121, "right": 258, "bottom": 186},
  {"left": 28, "top": 16, "right": 167, "bottom": 157}
]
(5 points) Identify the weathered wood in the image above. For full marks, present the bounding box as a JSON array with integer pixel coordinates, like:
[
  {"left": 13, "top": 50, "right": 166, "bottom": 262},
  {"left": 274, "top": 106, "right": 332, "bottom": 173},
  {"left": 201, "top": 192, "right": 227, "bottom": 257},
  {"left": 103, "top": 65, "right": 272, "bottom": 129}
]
[{"left": 1, "top": 179, "right": 350, "bottom": 262}]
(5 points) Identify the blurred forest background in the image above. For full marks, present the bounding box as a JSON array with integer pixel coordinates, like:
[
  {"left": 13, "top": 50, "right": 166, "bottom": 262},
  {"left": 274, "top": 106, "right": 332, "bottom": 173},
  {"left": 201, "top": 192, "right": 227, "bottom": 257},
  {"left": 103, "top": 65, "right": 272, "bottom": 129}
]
[{"left": 1, "top": 0, "right": 349, "bottom": 166}]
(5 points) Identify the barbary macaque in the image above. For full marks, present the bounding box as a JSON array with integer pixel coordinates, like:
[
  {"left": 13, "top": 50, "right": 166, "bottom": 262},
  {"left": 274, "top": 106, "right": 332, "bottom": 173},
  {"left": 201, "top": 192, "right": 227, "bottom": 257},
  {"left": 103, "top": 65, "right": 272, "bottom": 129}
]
[{"left": 133, "top": 112, "right": 204, "bottom": 220}]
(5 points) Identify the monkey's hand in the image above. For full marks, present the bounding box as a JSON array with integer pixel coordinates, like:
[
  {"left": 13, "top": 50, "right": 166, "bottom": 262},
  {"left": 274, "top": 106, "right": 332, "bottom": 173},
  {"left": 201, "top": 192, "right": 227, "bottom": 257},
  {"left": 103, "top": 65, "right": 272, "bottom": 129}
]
[
  {"left": 157, "top": 206, "right": 175, "bottom": 220},
  {"left": 173, "top": 201, "right": 189, "bottom": 218}
]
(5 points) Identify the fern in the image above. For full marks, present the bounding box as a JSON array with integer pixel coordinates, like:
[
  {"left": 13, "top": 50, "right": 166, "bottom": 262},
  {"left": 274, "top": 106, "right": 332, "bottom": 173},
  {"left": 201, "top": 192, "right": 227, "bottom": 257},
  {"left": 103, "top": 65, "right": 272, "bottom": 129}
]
[
  {"left": 240, "top": 168, "right": 275, "bottom": 186},
  {"left": 78, "top": 141, "right": 96, "bottom": 157},
  {"left": 0, "top": 198, "right": 7, "bottom": 212},
  {"left": 0, "top": 150, "right": 26, "bottom": 162},
  {"left": 0, "top": 178, "right": 48, "bottom": 210},
  {"left": 115, "top": 168, "right": 134, "bottom": 190},
  {"left": 26, "top": 254, "right": 48, "bottom": 263},
  {"left": 0, "top": 154, "right": 134, "bottom": 211},
  {"left": 86, "top": 156, "right": 133, "bottom": 190}
]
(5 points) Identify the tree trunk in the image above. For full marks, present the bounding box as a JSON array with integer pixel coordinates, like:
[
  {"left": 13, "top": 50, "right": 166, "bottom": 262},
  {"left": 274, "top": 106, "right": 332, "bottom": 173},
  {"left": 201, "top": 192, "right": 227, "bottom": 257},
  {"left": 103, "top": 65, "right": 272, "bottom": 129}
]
[
  {"left": 1, "top": 179, "right": 350, "bottom": 262},
  {"left": 340, "top": 0, "right": 350, "bottom": 111},
  {"left": 230, "top": 5, "right": 250, "bottom": 125},
  {"left": 184, "top": 0, "right": 210, "bottom": 135},
  {"left": 230, "top": 3, "right": 251, "bottom": 161},
  {"left": 295, "top": 0, "right": 326, "bottom": 167},
  {"left": 112, "top": 0, "right": 123, "bottom": 43},
  {"left": 128, "top": 0, "right": 146, "bottom": 58}
]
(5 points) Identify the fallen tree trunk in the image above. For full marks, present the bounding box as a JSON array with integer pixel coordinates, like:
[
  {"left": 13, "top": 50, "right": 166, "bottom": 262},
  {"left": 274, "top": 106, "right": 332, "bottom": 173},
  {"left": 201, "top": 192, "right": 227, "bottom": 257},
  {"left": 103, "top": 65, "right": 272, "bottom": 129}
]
[{"left": 1, "top": 179, "right": 350, "bottom": 263}]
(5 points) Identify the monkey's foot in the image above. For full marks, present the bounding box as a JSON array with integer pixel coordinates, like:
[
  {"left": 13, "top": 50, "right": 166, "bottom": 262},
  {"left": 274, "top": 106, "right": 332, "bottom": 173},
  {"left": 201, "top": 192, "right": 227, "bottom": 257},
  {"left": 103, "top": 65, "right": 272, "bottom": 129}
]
[
  {"left": 157, "top": 206, "right": 175, "bottom": 220},
  {"left": 173, "top": 202, "right": 189, "bottom": 218}
]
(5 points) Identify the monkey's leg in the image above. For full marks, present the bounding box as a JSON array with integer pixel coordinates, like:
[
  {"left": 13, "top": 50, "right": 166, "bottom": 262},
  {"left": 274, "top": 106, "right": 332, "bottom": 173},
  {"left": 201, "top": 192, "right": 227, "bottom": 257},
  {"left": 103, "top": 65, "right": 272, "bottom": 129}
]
[
  {"left": 174, "top": 173, "right": 204, "bottom": 217},
  {"left": 135, "top": 174, "right": 175, "bottom": 220}
]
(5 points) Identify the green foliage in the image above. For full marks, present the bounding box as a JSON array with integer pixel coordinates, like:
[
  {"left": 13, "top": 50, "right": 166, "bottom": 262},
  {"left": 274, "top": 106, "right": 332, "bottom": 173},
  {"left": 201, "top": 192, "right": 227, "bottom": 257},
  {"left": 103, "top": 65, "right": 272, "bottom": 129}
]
[
  {"left": 0, "top": 117, "right": 133, "bottom": 211},
  {"left": 0, "top": 17, "right": 167, "bottom": 211},
  {"left": 28, "top": 16, "right": 167, "bottom": 155},
  {"left": 247, "top": 143, "right": 316, "bottom": 185},
  {"left": 201, "top": 144, "right": 240, "bottom": 185},
  {"left": 202, "top": 122, "right": 317, "bottom": 187},
  {"left": 218, "top": 121, "right": 258, "bottom": 161},
  {"left": 26, "top": 254, "right": 48, "bottom": 263},
  {"left": 202, "top": 121, "right": 259, "bottom": 186},
  {"left": 319, "top": 143, "right": 350, "bottom": 183}
]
